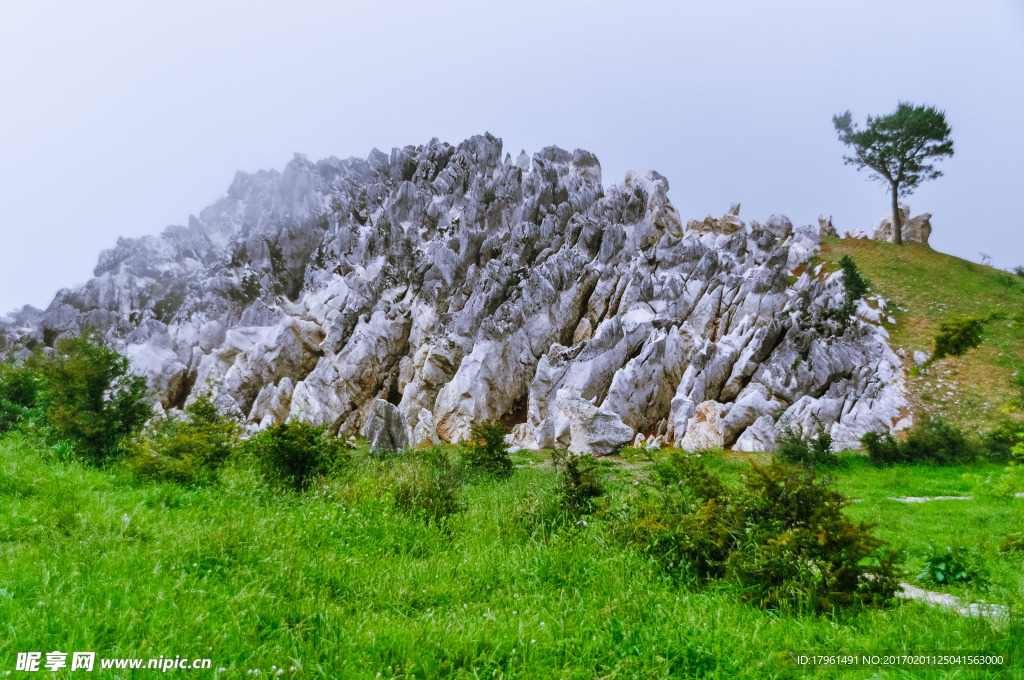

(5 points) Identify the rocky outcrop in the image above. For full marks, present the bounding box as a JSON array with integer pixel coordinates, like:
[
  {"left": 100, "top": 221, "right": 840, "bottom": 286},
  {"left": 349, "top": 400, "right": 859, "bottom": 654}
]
[
  {"left": 411, "top": 408, "right": 440, "bottom": 448},
  {"left": 871, "top": 203, "right": 932, "bottom": 245},
  {"left": 556, "top": 389, "right": 634, "bottom": 456},
  {"left": 1, "top": 133, "right": 909, "bottom": 452},
  {"left": 364, "top": 399, "right": 409, "bottom": 455}
]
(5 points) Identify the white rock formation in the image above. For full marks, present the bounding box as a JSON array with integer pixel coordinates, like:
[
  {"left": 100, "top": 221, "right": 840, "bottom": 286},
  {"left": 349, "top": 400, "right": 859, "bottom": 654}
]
[
  {"left": 556, "top": 389, "right": 634, "bottom": 456},
  {"left": 411, "top": 408, "right": 440, "bottom": 448},
  {"left": 363, "top": 399, "right": 409, "bottom": 454},
  {"left": 1, "top": 134, "right": 909, "bottom": 452},
  {"left": 872, "top": 203, "right": 932, "bottom": 245}
]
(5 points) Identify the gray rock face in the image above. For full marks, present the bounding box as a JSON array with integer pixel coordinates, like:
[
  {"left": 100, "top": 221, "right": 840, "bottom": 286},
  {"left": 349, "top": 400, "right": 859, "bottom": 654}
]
[
  {"left": 411, "top": 408, "right": 440, "bottom": 448},
  {"left": 364, "top": 399, "right": 409, "bottom": 454},
  {"left": 556, "top": 389, "right": 634, "bottom": 456},
  {"left": 734, "top": 414, "right": 777, "bottom": 452},
  {"left": 1, "top": 133, "right": 908, "bottom": 451}
]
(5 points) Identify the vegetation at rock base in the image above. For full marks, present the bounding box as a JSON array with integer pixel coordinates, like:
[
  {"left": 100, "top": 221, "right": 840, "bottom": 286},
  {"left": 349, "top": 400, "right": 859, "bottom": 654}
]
[
  {"left": 0, "top": 331, "right": 150, "bottom": 463},
  {"left": 243, "top": 420, "right": 351, "bottom": 491},
  {"left": 775, "top": 423, "right": 836, "bottom": 471},
  {"left": 461, "top": 421, "right": 514, "bottom": 480},
  {"left": 124, "top": 392, "right": 240, "bottom": 485},
  {"left": 861, "top": 416, "right": 980, "bottom": 467},
  {"left": 620, "top": 452, "right": 898, "bottom": 612}
]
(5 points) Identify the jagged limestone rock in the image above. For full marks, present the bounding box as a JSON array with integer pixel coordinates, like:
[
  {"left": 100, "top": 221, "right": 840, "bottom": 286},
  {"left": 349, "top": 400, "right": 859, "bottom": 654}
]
[
  {"left": 734, "top": 414, "right": 778, "bottom": 452},
  {"left": 363, "top": 399, "right": 409, "bottom": 455},
  {"left": 818, "top": 214, "right": 838, "bottom": 239},
  {"left": 556, "top": 389, "right": 634, "bottom": 457},
  {"left": 411, "top": 408, "right": 440, "bottom": 448},
  {"left": 1, "top": 133, "right": 908, "bottom": 452},
  {"left": 871, "top": 203, "right": 932, "bottom": 245},
  {"left": 679, "top": 400, "right": 727, "bottom": 451}
]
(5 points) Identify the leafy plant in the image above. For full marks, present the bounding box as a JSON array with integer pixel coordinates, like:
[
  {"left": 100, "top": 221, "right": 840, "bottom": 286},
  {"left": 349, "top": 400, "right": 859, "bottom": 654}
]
[
  {"left": 775, "top": 423, "right": 835, "bottom": 471},
  {"left": 0, "top": 357, "right": 45, "bottom": 432},
  {"left": 40, "top": 331, "right": 151, "bottom": 463},
  {"left": 551, "top": 450, "right": 605, "bottom": 517},
  {"left": 931, "top": 316, "right": 986, "bottom": 362},
  {"left": 862, "top": 416, "right": 978, "bottom": 466},
  {"left": 124, "top": 392, "right": 239, "bottom": 485},
  {"left": 981, "top": 420, "right": 1024, "bottom": 463},
  {"left": 392, "top": 447, "right": 466, "bottom": 526},
  {"left": 623, "top": 452, "right": 899, "bottom": 612},
  {"left": 917, "top": 543, "right": 987, "bottom": 587},
  {"left": 462, "top": 421, "right": 513, "bottom": 480},
  {"left": 831, "top": 255, "right": 871, "bottom": 327},
  {"left": 244, "top": 420, "right": 349, "bottom": 490}
]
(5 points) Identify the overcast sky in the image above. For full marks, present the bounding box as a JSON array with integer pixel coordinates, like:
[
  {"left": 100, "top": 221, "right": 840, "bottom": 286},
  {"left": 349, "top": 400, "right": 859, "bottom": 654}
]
[{"left": 2, "top": 1, "right": 1022, "bottom": 314}]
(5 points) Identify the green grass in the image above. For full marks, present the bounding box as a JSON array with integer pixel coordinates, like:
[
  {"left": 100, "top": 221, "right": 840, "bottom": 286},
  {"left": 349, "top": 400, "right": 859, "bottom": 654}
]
[
  {"left": 2, "top": 437, "right": 1022, "bottom": 679},
  {"left": 831, "top": 455, "right": 1024, "bottom": 602},
  {"left": 820, "top": 238, "right": 1024, "bottom": 432}
]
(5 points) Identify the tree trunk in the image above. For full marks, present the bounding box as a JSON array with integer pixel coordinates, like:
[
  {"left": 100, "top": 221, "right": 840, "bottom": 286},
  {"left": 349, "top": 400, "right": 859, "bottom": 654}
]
[{"left": 891, "top": 184, "right": 903, "bottom": 245}]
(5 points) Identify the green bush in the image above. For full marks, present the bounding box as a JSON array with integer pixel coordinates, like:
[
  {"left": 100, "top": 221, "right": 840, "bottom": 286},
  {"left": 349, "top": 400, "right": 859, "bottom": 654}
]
[
  {"left": 462, "top": 421, "right": 514, "bottom": 480},
  {"left": 918, "top": 544, "right": 988, "bottom": 588},
  {"left": 861, "top": 416, "right": 979, "bottom": 466},
  {"left": 931, "top": 317, "right": 985, "bottom": 362},
  {"left": 35, "top": 332, "right": 150, "bottom": 462},
  {"left": 0, "top": 358, "right": 45, "bottom": 432},
  {"left": 552, "top": 450, "right": 605, "bottom": 517},
  {"left": 622, "top": 452, "right": 899, "bottom": 612},
  {"left": 124, "top": 393, "right": 239, "bottom": 485},
  {"left": 245, "top": 420, "right": 349, "bottom": 490},
  {"left": 981, "top": 420, "right": 1023, "bottom": 463},
  {"left": 831, "top": 255, "right": 871, "bottom": 327},
  {"left": 392, "top": 448, "right": 465, "bottom": 526},
  {"left": 775, "top": 424, "right": 835, "bottom": 470}
]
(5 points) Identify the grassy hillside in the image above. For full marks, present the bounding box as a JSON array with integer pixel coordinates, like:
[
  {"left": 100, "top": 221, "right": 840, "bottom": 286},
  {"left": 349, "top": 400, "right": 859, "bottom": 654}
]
[
  {"left": 1, "top": 436, "right": 1021, "bottom": 679},
  {"left": 819, "top": 238, "right": 1024, "bottom": 434}
]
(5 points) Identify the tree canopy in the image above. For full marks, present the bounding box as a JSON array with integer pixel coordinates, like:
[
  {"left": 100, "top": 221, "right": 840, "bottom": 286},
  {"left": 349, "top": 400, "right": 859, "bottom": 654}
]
[{"left": 833, "top": 103, "right": 953, "bottom": 245}]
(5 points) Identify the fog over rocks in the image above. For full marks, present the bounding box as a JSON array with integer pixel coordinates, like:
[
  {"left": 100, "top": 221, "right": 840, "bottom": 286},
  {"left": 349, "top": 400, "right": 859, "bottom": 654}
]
[{"left": 0, "top": 134, "right": 910, "bottom": 452}]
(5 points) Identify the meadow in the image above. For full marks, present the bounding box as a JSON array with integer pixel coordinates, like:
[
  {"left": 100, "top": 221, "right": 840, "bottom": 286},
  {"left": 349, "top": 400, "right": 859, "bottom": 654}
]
[{"left": 2, "top": 433, "right": 1021, "bottom": 680}]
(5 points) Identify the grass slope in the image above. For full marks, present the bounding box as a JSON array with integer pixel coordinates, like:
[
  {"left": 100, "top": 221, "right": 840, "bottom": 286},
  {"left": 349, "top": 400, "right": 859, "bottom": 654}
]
[
  {"left": 819, "top": 238, "right": 1024, "bottom": 433},
  {"left": 1, "top": 437, "right": 1021, "bottom": 679}
]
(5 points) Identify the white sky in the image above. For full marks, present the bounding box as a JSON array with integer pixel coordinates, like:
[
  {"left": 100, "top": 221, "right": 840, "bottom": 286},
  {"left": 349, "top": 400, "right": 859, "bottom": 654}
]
[{"left": 2, "top": 1, "right": 1022, "bottom": 314}]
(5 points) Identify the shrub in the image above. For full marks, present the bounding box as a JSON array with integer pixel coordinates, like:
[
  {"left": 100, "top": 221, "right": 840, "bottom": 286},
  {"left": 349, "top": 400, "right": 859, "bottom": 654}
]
[
  {"left": 931, "top": 317, "right": 985, "bottom": 362},
  {"left": 861, "top": 416, "right": 979, "bottom": 466},
  {"left": 918, "top": 544, "right": 988, "bottom": 588},
  {"left": 0, "top": 358, "right": 45, "bottom": 432},
  {"left": 124, "top": 393, "right": 239, "bottom": 485},
  {"left": 462, "top": 421, "right": 513, "bottom": 480},
  {"left": 40, "top": 332, "right": 151, "bottom": 462},
  {"left": 993, "top": 440, "right": 1024, "bottom": 498},
  {"left": 483, "top": 188, "right": 497, "bottom": 205},
  {"left": 775, "top": 423, "right": 835, "bottom": 470},
  {"left": 392, "top": 448, "right": 465, "bottom": 526},
  {"left": 831, "top": 255, "right": 871, "bottom": 327},
  {"left": 860, "top": 431, "right": 903, "bottom": 466},
  {"left": 622, "top": 452, "right": 899, "bottom": 612},
  {"left": 551, "top": 450, "right": 605, "bottom": 517},
  {"left": 726, "top": 462, "right": 898, "bottom": 611},
  {"left": 981, "top": 420, "right": 1024, "bottom": 463},
  {"left": 245, "top": 420, "right": 349, "bottom": 490}
]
